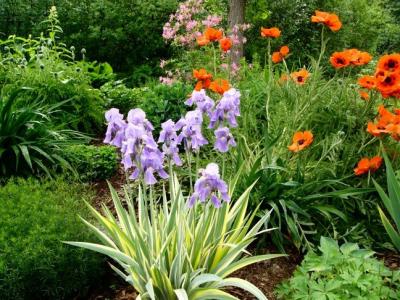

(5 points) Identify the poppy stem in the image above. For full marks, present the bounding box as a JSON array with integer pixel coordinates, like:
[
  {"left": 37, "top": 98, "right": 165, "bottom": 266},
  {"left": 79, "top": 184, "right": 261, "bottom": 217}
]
[
  {"left": 212, "top": 44, "right": 217, "bottom": 76},
  {"left": 316, "top": 26, "right": 326, "bottom": 76},
  {"left": 266, "top": 38, "right": 272, "bottom": 133}
]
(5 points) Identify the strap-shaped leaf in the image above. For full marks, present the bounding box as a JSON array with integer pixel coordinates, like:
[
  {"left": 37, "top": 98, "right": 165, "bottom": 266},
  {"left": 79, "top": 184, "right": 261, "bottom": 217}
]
[
  {"left": 174, "top": 289, "right": 189, "bottom": 300},
  {"left": 216, "top": 277, "right": 268, "bottom": 300},
  {"left": 378, "top": 206, "right": 400, "bottom": 251}
]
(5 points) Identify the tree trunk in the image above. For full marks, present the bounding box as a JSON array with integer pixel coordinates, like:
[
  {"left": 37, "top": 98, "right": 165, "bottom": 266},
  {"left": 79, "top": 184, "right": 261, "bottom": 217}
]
[{"left": 228, "top": 0, "right": 246, "bottom": 65}]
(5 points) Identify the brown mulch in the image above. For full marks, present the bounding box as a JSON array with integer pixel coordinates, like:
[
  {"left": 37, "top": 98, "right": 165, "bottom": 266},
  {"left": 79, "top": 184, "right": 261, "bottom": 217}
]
[
  {"left": 376, "top": 251, "right": 400, "bottom": 270},
  {"left": 226, "top": 249, "right": 302, "bottom": 300},
  {"left": 91, "top": 166, "right": 126, "bottom": 212}
]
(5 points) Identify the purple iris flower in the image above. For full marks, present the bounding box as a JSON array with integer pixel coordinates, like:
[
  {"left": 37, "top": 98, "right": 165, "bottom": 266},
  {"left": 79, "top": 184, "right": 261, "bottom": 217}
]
[
  {"left": 185, "top": 89, "right": 215, "bottom": 117},
  {"left": 158, "top": 120, "right": 182, "bottom": 166},
  {"left": 214, "top": 127, "right": 236, "bottom": 153},
  {"left": 140, "top": 147, "right": 169, "bottom": 184},
  {"left": 120, "top": 123, "right": 154, "bottom": 170},
  {"left": 104, "top": 107, "right": 168, "bottom": 185},
  {"left": 104, "top": 108, "right": 126, "bottom": 147},
  {"left": 188, "top": 163, "right": 230, "bottom": 208},
  {"left": 209, "top": 88, "right": 241, "bottom": 128},
  {"left": 127, "top": 108, "right": 154, "bottom": 133},
  {"left": 176, "top": 110, "right": 208, "bottom": 152}
]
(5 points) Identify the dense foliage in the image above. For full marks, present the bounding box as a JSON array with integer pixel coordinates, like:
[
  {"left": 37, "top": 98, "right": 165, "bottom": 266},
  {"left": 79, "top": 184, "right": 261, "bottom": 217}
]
[
  {"left": 0, "top": 178, "right": 104, "bottom": 300},
  {"left": 101, "top": 80, "right": 192, "bottom": 132},
  {"left": 277, "top": 237, "right": 400, "bottom": 299},
  {"left": 0, "top": 0, "right": 178, "bottom": 75},
  {"left": 0, "top": 11, "right": 106, "bottom": 133},
  {"left": 64, "top": 144, "right": 118, "bottom": 181},
  {"left": 0, "top": 90, "right": 88, "bottom": 176}
]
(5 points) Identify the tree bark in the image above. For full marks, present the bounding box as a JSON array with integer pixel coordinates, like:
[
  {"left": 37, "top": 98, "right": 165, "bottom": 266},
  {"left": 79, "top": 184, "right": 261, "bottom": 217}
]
[{"left": 228, "top": 0, "right": 246, "bottom": 65}]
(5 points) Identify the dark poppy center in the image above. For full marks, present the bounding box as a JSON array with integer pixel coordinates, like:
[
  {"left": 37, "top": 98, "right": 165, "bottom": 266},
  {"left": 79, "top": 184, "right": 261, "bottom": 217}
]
[
  {"left": 297, "top": 76, "right": 304, "bottom": 82},
  {"left": 298, "top": 139, "right": 305, "bottom": 145},
  {"left": 388, "top": 60, "right": 396, "bottom": 68},
  {"left": 384, "top": 76, "right": 393, "bottom": 84},
  {"left": 337, "top": 58, "right": 344, "bottom": 64}
]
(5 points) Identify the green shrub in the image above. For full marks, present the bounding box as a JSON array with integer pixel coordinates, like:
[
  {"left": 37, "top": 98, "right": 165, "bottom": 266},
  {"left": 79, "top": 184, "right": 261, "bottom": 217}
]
[
  {"left": 64, "top": 144, "right": 119, "bottom": 181},
  {"left": 0, "top": 178, "right": 104, "bottom": 300},
  {"left": 101, "top": 80, "right": 191, "bottom": 132},
  {"left": 0, "top": 7, "right": 107, "bottom": 134},
  {"left": 100, "top": 80, "right": 142, "bottom": 115},
  {"left": 276, "top": 237, "right": 400, "bottom": 299}
]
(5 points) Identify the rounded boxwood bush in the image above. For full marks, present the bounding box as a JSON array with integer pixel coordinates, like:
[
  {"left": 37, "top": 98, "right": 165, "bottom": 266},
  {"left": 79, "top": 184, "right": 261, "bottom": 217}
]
[
  {"left": 64, "top": 144, "right": 119, "bottom": 182},
  {"left": 0, "top": 178, "right": 104, "bottom": 300}
]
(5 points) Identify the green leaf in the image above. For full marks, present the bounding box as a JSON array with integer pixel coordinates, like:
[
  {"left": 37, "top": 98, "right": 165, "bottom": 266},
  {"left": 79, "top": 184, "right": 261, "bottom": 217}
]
[{"left": 216, "top": 277, "right": 268, "bottom": 300}]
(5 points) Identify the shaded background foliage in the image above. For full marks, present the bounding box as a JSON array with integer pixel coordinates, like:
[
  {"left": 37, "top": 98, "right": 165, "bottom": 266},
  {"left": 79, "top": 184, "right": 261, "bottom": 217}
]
[
  {"left": 1, "top": 0, "right": 399, "bottom": 79},
  {"left": 0, "top": 0, "right": 178, "bottom": 77}
]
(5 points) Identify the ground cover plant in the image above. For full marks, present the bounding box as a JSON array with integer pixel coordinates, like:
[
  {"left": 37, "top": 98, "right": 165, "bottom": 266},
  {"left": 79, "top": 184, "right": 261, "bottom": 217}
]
[
  {"left": 0, "top": 177, "right": 104, "bottom": 300},
  {"left": 277, "top": 237, "right": 400, "bottom": 299}
]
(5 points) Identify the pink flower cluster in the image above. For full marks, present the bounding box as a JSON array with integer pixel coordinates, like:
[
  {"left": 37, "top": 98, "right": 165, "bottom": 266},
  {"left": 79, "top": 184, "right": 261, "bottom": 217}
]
[
  {"left": 228, "top": 24, "right": 251, "bottom": 47},
  {"left": 162, "top": 0, "right": 222, "bottom": 47}
]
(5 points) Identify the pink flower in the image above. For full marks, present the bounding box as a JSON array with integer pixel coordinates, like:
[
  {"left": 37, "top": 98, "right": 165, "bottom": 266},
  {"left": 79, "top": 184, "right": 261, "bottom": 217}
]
[
  {"left": 159, "top": 76, "right": 174, "bottom": 85},
  {"left": 202, "top": 15, "right": 222, "bottom": 27},
  {"left": 186, "top": 20, "right": 198, "bottom": 30},
  {"left": 160, "top": 60, "right": 167, "bottom": 69}
]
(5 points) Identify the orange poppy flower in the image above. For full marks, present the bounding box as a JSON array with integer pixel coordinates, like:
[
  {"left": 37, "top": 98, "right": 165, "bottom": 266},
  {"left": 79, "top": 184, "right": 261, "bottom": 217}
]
[
  {"left": 204, "top": 27, "right": 223, "bottom": 42},
  {"left": 367, "top": 105, "right": 400, "bottom": 139},
  {"left": 272, "top": 51, "right": 283, "bottom": 63},
  {"left": 193, "top": 69, "right": 212, "bottom": 81},
  {"left": 311, "top": 10, "right": 342, "bottom": 32},
  {"left": 358, "top": 75, "right": 376, "bottom": 89},
  {"left": 210, "top": 79, "right": 230, "bottom": 95},
  {"left": 197, "top": 35, "right": 210, "bottom": 46},
  {"left": 354, "top": 51, "right": 373, "bottom": 66},
  {"left": 359, "top": 90, "right": 370, "bottom": 100},
  {"left": 354, "top": 156, "right": 382, "bottom": 176},
  {"left": 280, "top": 45, "right": 290, "bottom": 56},
  {"left": 193, "top": 69, "right": 213, "bottom": 91},
  {"left": 344, "top": 49, "right": 372, "bottom": 66},
  {"left": 288, "top": 131, "right": 314, "bottom": 152},
  {"left": 290, "top": 69, "right": 310, "bottom": 85},
  {"left": 260, "top": 27, "right": 281, "bottom": 38},
  {"left": 330, "top": 52, "right": 351, "bottom": 68},
  {"left": 272, "top": 46, "right": 290, "bottom": 64},
  {"left": 219, "top": 37, "right": 232, "bottom": 52},
  {"left": 377, "top": 54, "right": 400, "bottom": 73},
  {"left": 375, "top": 71, "right": 400, "bottom": 96}
]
